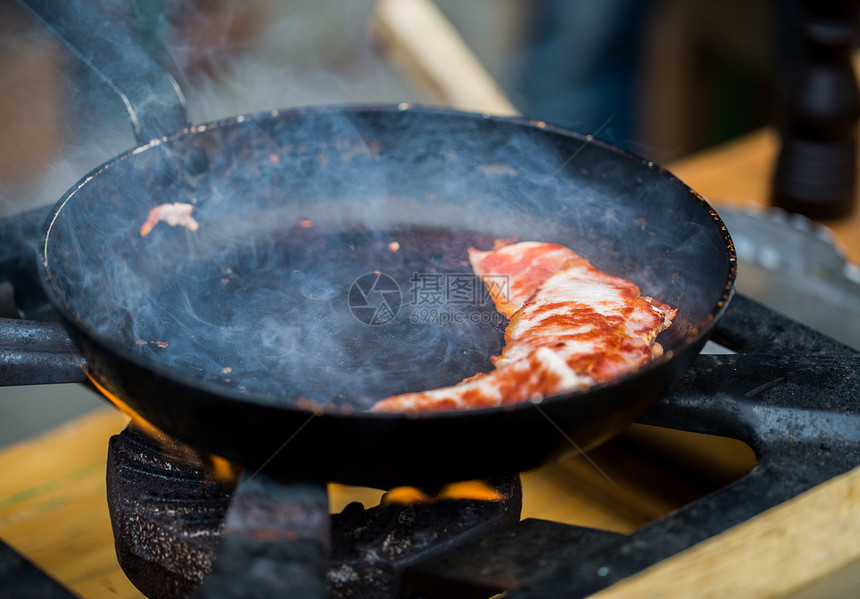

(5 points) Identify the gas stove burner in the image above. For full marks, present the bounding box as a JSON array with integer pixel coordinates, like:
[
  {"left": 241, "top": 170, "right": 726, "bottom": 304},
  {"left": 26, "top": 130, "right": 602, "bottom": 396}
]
[
  {"left": 106, "top": 426, "right": 522, "bottom": 599},
  {"left": 102, "top": 295, "right": 859, "bottom": 598}
]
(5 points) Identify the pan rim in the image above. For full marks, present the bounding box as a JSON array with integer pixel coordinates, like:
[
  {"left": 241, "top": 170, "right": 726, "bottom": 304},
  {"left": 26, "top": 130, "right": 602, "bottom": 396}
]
[{"left": 40, "top": 102, "right": 738, "bottom": 420}]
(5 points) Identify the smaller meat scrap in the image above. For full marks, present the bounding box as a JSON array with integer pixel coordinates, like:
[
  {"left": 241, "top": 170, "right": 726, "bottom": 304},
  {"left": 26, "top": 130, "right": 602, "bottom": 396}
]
[
  {"left": 371, "top": 241, "right": 676, "bottom": 413},
  {"left": 140, "top": 202, "right": 199, "bottom": 237}
]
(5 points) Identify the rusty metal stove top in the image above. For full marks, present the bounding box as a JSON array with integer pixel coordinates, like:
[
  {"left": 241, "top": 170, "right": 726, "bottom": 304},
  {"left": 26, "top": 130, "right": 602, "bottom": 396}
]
[{"left": 94, "top": 295, "right": 860, "bottom": 599}]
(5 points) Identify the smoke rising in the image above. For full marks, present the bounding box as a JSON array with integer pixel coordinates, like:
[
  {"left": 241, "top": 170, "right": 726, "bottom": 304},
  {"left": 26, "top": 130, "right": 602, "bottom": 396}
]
[
  {"left": 0, "top": 0, "right": 414, "bottom": 219},
  {"left": 40, "top": 105, "right": 732, "bottom": 411}
]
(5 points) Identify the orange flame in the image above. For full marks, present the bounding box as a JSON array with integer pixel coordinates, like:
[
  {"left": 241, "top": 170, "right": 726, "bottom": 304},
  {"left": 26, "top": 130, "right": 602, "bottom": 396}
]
[
  {"left": 202, "top": 454, "right": 242, "bottom": 488},
  {"left": 86, "top": 372, "right": 169, "bottom": 443},
  {"left": 384, "top": 486, "right": 431, "bottom": 504},
  {"left": 86, "top": 372, "right": 240, "bottom": 488},
  {"left": 383, "top": 480, "right": 503, "bottom": 504},
  {"left": 439, "top": 480, "right": 503, "bottom": 501}
]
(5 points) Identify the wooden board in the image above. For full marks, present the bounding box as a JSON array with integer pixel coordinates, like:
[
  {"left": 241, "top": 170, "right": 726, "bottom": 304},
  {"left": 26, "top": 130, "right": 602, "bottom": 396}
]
[
  {"left": 0, "top": 409, "right": 142, "bottom": 599},
  {"left": 594, "top": 465, "right": 860, "bottom": 599}
]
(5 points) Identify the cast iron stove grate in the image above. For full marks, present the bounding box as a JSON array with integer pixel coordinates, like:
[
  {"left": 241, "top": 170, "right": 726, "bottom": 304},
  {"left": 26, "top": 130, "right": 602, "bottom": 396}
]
[{"left": 101, "top": 294, "right": 860, "bottom": 599}]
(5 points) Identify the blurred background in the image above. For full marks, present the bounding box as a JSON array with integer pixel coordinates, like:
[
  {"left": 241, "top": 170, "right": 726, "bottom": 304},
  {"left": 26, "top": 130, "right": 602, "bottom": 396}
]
[
  {"left": 0, "top": 0, "right": 793, "bottom": 218},
  {"left": 0, "top": 0, "right": 852, "bottom": 444}
]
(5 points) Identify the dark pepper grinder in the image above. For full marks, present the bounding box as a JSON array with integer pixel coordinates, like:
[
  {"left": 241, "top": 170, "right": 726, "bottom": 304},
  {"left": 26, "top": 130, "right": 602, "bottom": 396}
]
[{"left": 771, "top": 0, "right": 860, "bottom": 219}]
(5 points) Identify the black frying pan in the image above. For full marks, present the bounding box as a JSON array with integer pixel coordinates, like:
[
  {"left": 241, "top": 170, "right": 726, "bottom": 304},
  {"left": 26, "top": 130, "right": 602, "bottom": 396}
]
[{"left": 7, "top": 0, "right": 735, "bottom": 489}]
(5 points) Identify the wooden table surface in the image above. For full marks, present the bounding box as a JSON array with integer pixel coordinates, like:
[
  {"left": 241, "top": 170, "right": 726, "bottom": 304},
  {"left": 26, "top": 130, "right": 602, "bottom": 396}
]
[{"left": 1, "top": 128, "right": 858, "bottom": 598}]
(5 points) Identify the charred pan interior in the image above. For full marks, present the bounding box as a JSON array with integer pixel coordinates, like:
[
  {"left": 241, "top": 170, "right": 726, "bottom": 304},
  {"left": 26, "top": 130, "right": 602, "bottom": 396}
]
[
  {"left": 43, "top": 106, "right": 734, "bottom": 411},
  {"left": 30, "top": 106, "right": 736, "bottom": 487}
]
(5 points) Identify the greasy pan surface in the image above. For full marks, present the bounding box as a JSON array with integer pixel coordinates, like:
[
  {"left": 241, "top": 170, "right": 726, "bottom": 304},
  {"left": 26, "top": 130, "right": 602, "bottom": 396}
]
[{"left": 42, "top": 105, "right": 735, "bottom": 487}]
